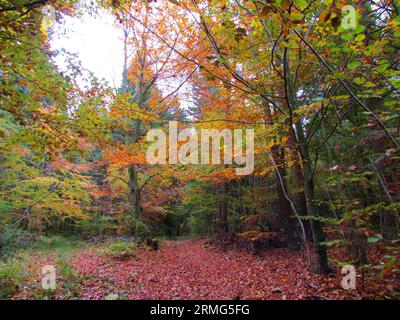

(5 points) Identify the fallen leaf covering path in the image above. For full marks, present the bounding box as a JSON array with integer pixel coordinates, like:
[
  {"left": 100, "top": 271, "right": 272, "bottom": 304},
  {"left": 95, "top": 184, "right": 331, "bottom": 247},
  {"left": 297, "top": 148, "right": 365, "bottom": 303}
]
[{"left": 69, "top": 240, "right": 398, "bottom": 300}]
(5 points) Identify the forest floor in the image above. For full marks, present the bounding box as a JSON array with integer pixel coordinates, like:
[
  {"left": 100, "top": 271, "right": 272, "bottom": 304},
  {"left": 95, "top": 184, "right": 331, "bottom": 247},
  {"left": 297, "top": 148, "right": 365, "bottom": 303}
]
[{"left": 10, "top": 239, "right": 400, "bottom": 300}]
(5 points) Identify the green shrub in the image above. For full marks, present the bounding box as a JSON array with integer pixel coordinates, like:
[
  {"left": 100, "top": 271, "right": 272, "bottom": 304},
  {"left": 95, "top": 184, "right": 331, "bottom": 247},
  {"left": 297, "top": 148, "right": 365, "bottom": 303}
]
[
  {"left": 100, "top": 240, "right": 136, "bottom": 260},
  {"left": 132, "top": 218, "right": 150, "bottom": 241},
  {"left": 0, "top": 260, "right": 25, "bottom": 299},
  {"left": 0, "top": 226, "right": 34, "bottom": 258},
  {"left": 0, "top": 271, "right": 18, "bottom": 298}
]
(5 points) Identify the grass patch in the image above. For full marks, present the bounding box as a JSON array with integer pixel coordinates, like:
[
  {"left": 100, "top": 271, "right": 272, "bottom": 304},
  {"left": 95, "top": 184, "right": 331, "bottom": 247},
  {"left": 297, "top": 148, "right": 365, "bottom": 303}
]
[
  {"left": 28, "top": 235, "right": 85, "bottom": 255},
  {"left": 0, "top": 252, "right": 33, "bottom": 299},
  {"left": 99, "top": 240, "right": 137, "bottom": 260},
  {"left": 0, "top": 235, "right": 86, "bottom": 299}
]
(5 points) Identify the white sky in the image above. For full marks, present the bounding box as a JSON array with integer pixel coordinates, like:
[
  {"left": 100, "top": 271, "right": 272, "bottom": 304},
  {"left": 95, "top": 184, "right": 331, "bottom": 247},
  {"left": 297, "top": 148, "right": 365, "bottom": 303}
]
[
  {"left": 48, "top": 6, "right": 194, "bottom": 111},
  {"left": 50, "top": 9, "right": 124, "bottom": 89}
]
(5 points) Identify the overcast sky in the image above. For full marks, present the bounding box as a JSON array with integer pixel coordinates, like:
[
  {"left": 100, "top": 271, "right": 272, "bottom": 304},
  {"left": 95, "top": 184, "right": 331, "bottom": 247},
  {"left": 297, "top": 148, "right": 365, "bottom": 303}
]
[
  {"left": 48, "top": 6, "right": 193, "bottom": 111},
  {"left": 50, "top": 9, "right": 124, "bottom": 89}
]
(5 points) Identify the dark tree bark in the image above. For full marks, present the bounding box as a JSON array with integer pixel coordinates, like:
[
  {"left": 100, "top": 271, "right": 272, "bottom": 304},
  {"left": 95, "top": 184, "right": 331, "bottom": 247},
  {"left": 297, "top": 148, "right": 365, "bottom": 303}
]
[
  {"left": 217, "top": 181, "right": 229, "bottom": 233},
  {"left": 263, "top": 101, "right": 299, "bottom": 251},
  {"left": 272, "top": 147, "right": 300, "bottom": 251},
  {"left": 128, "top": 165, "right": 142, "bottom": 219},
  {"left": 295, "top": 122, "right": 330, "bottom": 274}
]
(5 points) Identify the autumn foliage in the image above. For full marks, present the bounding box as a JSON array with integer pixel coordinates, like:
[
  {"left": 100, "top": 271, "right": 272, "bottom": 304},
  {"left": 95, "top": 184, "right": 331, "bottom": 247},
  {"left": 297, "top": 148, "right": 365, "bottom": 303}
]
[{"left": 0, "top": 0, "right": 400, "bottom": 300}]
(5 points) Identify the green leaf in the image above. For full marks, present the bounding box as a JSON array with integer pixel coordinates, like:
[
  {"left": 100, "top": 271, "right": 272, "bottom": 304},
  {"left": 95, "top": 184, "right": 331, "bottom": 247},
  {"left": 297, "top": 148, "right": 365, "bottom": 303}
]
[
  {"left": 376, "top": 63, "right": 389, "bottom": 73},
  {"left": 290, "top": 13, "right": 304, "bottom": 21},
  {"left": 341, "top": 33, "right": 353, "bottom": 41},
  {"left": 288, "top": 39, "right": 299, "bottom": 48},
  {"left": 347, "top": 61, "right": 360, "bottom": 70},
  {"left": 390, "top": 78, "right": 400, "bottom": 89},
  {"left": 354, "top": 25, "right": 365, "bottom": 34},
  {"left": 367, "top": 235, "right": 382, "bottom": 243},
  {"left": 295, "top": 0, "right": 308, "bottom": 10}
]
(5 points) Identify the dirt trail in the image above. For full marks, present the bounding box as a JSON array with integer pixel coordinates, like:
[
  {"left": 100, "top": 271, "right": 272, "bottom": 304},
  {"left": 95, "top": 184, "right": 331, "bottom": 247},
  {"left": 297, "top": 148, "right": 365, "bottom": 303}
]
[
  {"left": 14, "top": 239, "right": 399, "bottom": 299},
  {"left": 71, "top": 239, "right": 345, "bottom": 299}
]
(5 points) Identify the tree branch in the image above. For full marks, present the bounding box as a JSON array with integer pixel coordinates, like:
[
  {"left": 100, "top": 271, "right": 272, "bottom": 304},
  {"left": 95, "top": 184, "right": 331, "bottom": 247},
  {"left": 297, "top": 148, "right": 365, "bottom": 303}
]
[{"left": 293, "top": 29, "right": 400, "bottom": 150}]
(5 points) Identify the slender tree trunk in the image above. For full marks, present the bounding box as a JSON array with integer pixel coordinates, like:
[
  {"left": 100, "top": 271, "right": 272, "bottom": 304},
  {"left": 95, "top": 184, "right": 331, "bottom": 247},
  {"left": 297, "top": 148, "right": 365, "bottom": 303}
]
[
  {"left": 295, "top": 122, "right": 330, "bottom": 274},
  {"left": 263, "top": 102, "right": 299, "bottom": 250},
  {"left": 217, "top": 181, "right": 229, "bottom": 233},
  {"left": 289, "top": 135, "right": 312, "bottom": 241},
  {"left": 128, "top": 165, "right": 142, "bottom": 219},
  {"left": 283, "top": 42, "right": 329, "bottom": 273},
  {"left": 121, "top": 25, "right": 144, "bottom": 223},
  {"left": 272, "top": 147, "right": 299, "bottom": 251}
]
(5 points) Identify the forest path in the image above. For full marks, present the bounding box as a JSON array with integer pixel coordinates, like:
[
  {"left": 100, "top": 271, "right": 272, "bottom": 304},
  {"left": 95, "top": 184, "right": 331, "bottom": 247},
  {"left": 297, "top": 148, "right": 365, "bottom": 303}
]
[{"left": 71, "top": 239, "right": 337, "bottom": 299}]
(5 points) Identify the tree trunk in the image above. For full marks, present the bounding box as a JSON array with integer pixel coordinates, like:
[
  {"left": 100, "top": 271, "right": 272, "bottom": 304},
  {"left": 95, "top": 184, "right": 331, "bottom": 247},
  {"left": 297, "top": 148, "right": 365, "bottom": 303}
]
[
  {"left": 128, "top": 165, "right": 142, "bottom": 219},
  {"left": 272, "top": 147, "right": 300, "bottom": 251},
  {"left": 263, "top": 101, "right": 299, "bottom": 251},
  {"left": 290, "top": 137, "right": 312, "bottom": 241},
  {"left": 283, "top": 42, "right": 329, "bottom": 274},
  {"left": 217, "top": 181, "right": 229, "bottom": 233},
  {"left": 295, "top": 122, "right": 330, "bottom": 274}
]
